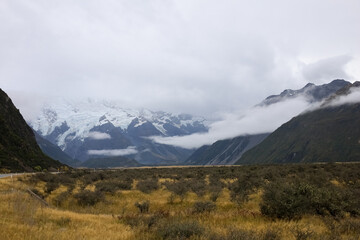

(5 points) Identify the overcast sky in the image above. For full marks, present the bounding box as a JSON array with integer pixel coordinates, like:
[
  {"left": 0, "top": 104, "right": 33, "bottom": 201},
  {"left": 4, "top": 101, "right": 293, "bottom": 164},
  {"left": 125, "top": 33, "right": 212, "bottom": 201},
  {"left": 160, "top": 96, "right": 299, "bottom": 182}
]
[{"left": 1, "top": 0, "right": 360, "bottom": 119}]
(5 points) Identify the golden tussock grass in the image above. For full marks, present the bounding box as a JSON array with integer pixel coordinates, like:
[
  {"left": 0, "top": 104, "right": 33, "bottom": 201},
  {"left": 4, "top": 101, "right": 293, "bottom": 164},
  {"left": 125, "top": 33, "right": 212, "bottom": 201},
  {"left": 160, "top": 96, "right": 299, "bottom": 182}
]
[
  {"left": 0, "top": 177, "right": 134, "bottom": 240},
  {"left": 1, "top": 172, "right": 359, "bottom": 240}
]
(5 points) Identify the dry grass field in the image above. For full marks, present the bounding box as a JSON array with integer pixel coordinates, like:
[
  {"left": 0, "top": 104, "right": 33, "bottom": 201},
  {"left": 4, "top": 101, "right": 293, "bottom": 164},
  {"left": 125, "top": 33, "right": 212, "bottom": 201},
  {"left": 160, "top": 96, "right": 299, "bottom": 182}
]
[{"left": 1, "top": 164, "right": 359, "bottom": 240}]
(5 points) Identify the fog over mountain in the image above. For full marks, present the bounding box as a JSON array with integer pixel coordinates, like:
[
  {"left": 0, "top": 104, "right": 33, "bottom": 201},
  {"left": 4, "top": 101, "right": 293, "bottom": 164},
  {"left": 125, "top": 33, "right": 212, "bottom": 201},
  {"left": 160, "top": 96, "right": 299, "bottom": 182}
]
[{"left": 151, "top": 80, "right": 352, "bottom": 149}]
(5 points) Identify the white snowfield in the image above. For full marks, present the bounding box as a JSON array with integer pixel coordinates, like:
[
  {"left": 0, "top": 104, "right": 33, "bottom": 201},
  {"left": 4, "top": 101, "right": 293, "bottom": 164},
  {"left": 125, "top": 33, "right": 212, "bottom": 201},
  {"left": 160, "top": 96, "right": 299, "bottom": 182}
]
[{"left": 29, "top": 98, "right": 206, "bottom": 149}]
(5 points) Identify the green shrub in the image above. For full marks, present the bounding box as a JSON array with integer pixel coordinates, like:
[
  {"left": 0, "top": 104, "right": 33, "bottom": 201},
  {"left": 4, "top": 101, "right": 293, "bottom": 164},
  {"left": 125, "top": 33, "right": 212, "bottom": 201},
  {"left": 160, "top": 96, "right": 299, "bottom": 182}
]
[
  {"left": 136, "top": 178, "right": 159, "bottom": 194},
  {"left": 193, "top": 201, "right": 216, "bottom": 213},
  {"left": 73, "top": 190, "right": 104, "bottom": 206},
  {"left": 95, "top": 181, "right": 119, "bottom": 194},
  {"left": 34, "top": 166, "right": 42, "bottom": 172},
  {"left": 164, "top": 180, "right": 189, "bottom": 202},
  {"left": 45, "top": 181, "right": 60, "bottom": 194},
  {"left": 209, "top": 185, "right": 223, "bottom": 202},
  {"left": 229, "top": 173, "right": 262, "bottom": 205},
  {"left": 114, "top": 179, "right": 133, "bottom": 190},
  {"left": 260, "top": 181, "right": 349, "bottom": 220},
  {"left": 188, "top": 178, "right": 207, "bottom": 197},
  {"left": 156, "top": 220, "right": 204, "bottom": 240}
]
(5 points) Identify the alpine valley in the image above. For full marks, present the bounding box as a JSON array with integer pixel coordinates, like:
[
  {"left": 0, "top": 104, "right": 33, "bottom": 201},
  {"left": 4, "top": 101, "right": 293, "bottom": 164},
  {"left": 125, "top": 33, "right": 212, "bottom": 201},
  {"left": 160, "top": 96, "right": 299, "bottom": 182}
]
[{"left": 28, "top": 79, "right": 356, "bottom": 168}]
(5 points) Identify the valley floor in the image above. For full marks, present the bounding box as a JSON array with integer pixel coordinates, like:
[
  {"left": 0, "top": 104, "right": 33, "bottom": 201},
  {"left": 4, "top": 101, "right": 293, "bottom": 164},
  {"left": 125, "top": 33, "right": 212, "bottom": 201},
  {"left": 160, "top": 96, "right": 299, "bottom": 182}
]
[{"left": 1, "top": 164, "right": 359, "bottom": 240}]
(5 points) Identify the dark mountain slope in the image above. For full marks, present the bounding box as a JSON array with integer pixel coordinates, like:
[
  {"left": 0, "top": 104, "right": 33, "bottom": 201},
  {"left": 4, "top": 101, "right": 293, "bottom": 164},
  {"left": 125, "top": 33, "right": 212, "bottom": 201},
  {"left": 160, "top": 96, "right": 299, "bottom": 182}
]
[
  {"left": 34, "top": 131, "right": 80, "bottom": 167},
  {"left": 185, "top": 134, "right": 269, "bottom": 165},
  {"left": 0, "top": 89, "right": 64, "bottom": 172},
  {"left": 237, "top": 82, "right": 360, "bottom": 164}
]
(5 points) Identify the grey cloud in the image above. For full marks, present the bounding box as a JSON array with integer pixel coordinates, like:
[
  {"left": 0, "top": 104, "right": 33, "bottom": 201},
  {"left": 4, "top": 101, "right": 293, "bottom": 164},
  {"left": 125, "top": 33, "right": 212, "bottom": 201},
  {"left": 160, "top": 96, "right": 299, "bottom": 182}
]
[
  {"left": 1, "top": 0, "right": 359, "bottom": 119},
  {"left": 150, "top": 96, "right": 310, "bottom": 149},
  {"left": 87, "top": 147, "right": 138, "bottom": 156},
  {"left": 302, "top": 55, "right": 353, "bottom": 83},
  {"left": 328, "top": 87, "right": 360, "bottom": 107},
  {"left": 87, "top": 131, "right": 111, "bottom": 140}
]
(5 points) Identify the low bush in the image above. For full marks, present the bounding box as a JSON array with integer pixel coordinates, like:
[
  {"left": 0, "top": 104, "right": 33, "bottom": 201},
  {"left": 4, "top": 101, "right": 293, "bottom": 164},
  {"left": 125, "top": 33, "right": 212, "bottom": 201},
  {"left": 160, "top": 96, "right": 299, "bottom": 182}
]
[
  {"left": 114, "top": 179, "right": 133, "bottom": 190},
  {"left": 136, "top": 178, "right": 159, "bottom": 194},
  {"left": 209, "top": 185, "right": 223, "bottom": 202},
  {"left": 164, "top": 180, "right": 189, "bottom": 202},
  {"left": 156, "top": 220, "right": 204, "bottom": 240},
  {"left": 193, "top": 201, "right": 216, "bottom": 213},
  {"left": 95, "top": 181, "right": 119, "bottom": 194},
  {"left": 260, "top": 181, "right": 351, "bottom": 220},
  {"left": 73, "top": 190, "right": 104, "bottom": 206},
  {"left": 188, "top": 178, "right": 207, "bottom": 197},
  {"left": 229, "top": 173, "right": 262, "bottom": 205},
  {"left": 44, "top": 181, "right": 60, "bottom": 194}
]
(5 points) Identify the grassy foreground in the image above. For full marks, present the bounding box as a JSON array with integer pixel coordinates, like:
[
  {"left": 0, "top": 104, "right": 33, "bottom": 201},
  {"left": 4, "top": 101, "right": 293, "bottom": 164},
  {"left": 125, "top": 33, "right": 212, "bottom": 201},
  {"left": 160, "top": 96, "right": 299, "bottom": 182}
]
[{"left": 1, "top": 163, "right": 360, "bottom": 240}]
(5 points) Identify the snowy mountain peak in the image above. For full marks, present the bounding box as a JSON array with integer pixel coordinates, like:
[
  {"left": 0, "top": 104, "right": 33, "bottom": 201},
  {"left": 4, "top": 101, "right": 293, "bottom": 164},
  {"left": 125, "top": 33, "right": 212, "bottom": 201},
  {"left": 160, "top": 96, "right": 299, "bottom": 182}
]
[{"left": 28, "top": 98, "right": 208, "bottom": 163}]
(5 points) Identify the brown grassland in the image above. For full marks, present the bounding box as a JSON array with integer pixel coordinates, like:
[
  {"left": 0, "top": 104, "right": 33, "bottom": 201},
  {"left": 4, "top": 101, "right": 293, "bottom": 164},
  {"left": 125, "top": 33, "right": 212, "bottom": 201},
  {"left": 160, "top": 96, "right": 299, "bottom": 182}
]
[{"left": 0, "top": 163, "right": 359, "bottom": 240}]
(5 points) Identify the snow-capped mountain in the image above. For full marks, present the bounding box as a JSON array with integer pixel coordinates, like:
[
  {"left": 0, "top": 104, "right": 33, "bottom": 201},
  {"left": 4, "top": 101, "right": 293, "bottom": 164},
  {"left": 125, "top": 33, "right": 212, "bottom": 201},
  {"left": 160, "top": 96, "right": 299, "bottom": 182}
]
[{"left": 29, "top": 98, "right": 208, "bottom": 164}]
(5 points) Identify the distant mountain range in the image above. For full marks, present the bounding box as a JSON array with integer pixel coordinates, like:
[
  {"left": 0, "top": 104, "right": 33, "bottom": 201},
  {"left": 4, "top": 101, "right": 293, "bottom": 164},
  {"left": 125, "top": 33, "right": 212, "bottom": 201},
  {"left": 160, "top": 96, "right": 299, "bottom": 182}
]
[
  {"left": 2, "top": 79, "right": 357, "bottom": 171},
  {"left": 0, "top": 89, "right": 64, "bottom": 172},
  {"left": 185, "top": 79, "right": 352, "bottom": 165},
  {"left": 237, "top": 81, "right": 360, "bottom": 164},
  {"left": 29, "top": 99, "right": 208, "bottom": 165}
]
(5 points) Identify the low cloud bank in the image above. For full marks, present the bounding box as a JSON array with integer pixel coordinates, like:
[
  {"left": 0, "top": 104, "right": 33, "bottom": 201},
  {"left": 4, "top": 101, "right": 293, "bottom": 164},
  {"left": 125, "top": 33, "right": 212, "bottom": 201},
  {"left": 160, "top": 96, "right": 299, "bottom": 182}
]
[
  {"left": 87, "top": 131, "right": 111, "bottom": 140},
  {"left": 329, "top": 87, "right": 360, "bottom": 107},
  {"left": 88, "top": 146, "right": 138, "bottom": 156},
  {"left": 151, "top": 84, "right": 360, "bottom": 149},
  {"left": 150, "top": 97, "right": 310, "bottom": 149}
]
